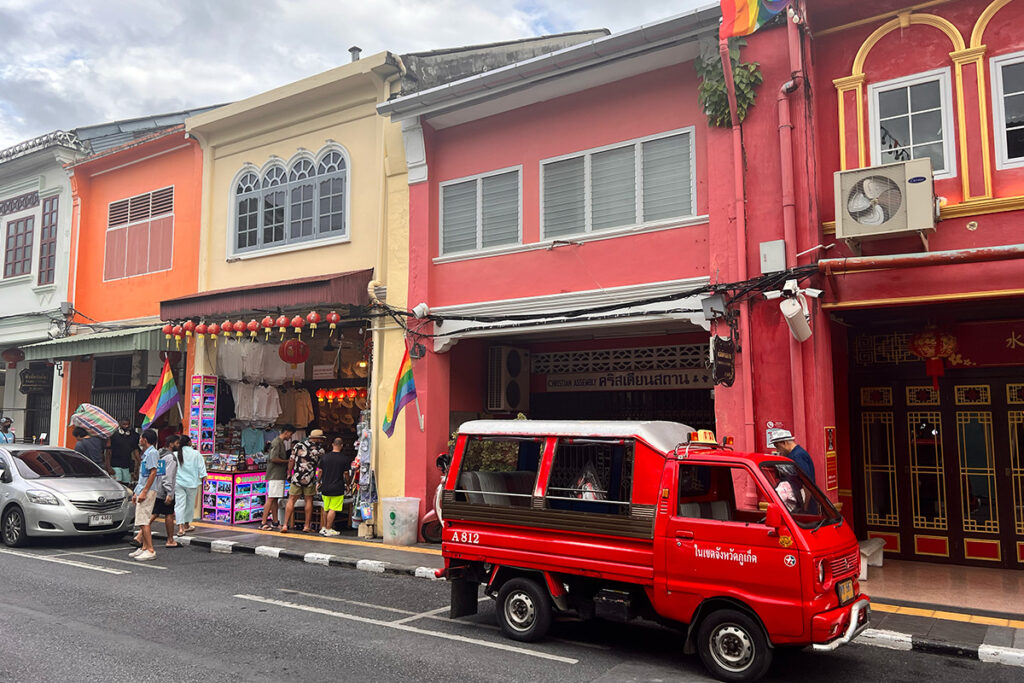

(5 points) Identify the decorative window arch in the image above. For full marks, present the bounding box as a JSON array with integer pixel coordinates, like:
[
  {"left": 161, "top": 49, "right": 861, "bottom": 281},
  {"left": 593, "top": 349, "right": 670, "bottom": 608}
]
[{"left": 230, "top": 143, "right": 351, "bottom": 255}]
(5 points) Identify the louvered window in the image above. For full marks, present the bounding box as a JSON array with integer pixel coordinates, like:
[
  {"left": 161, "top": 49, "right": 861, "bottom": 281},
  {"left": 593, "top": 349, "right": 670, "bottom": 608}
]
[
  {"left": 541, "top": 130, "right": 695, "bottom": 239},
  {"left": 104, "top": 186, "right": 174, "bottom": 280},
  {"left": 440, "top": 168, "right": 520, "bottom": 255},
  {"left": 37, "top": 196, "right": 59, "bottom": 285},
  {"left": 232, "top": 147, "right": 348, "bottom": 254}
]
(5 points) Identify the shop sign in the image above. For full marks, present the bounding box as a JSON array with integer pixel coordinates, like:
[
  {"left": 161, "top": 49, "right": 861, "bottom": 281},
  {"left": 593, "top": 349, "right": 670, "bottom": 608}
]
[
  {"left": 312, "top": 364, "right": 336, "bottom": 380},
  {"left": 545, "top": 369, "right": 712, "bottom": 392},
  {"left": 824, "top": 426, "right": 838, "bottom": 491},
  {"left": 18, "top": 367, "right": 52, "bottom": 394},
  {"left": 710, "top": 335, "right": 736, "bottom": 387},
  {"left": 940, "top": 320, "right": 1024, "bottom": 367}
]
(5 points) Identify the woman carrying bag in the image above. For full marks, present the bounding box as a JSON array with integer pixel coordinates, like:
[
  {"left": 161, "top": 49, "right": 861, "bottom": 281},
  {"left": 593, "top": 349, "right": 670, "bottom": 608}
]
[{"left": 174, "top": 435, "right": 207, "bottom": 535}]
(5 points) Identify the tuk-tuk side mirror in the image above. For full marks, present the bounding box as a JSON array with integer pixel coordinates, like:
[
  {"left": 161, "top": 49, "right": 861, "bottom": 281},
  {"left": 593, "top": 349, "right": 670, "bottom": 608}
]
[{"left": 765, "top": 503, "right": 783, "bottom": 530}]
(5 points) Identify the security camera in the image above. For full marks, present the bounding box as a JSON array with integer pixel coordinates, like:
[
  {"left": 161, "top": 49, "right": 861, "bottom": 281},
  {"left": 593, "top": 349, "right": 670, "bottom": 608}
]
[
  {"left": 803, "top": 288, "right": 824, "bottom": 299},
  {"left": 780, "top": 297, "right": 811, "bottom": 342},
  {"left": 782, "top": 279, "right": 800, "bottom": 296},
  {"left": 412, "top": 302, "right": 430, "bottom": 319},
  {"left": 763, "top": 290, "right": 783, "bottom": 300}
]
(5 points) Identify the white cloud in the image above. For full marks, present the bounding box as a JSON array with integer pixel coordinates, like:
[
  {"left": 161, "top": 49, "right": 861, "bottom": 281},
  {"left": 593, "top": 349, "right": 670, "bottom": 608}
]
[{"left": 0, "top": 0, "right": 708, "bottom": 149}]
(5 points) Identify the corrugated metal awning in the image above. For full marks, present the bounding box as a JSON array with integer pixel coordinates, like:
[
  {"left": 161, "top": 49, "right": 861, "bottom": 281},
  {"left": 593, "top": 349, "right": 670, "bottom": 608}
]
[
  {"left": 21, "top": 325, "right": 164, "bottom": 361},
  {"left": 160, "top": 269, "right": 373, "bottom": 320}
]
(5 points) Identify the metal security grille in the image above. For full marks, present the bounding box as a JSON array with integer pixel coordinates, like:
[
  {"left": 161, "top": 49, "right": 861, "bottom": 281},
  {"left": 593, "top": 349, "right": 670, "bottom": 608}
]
[
  {"left": 532, "top": 344, "right": 704, "bottom": 375},
  {"left": 89, "top": 389, "right": 144, "bottom": 424}
]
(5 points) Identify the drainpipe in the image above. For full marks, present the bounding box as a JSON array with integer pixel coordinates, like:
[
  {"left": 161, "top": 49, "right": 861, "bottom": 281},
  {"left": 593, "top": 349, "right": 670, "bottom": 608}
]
[
  {"left": 778, "top": 7, "right": 807, "bottom": 448},
  {"left": 720, "top": 39, "right": 756, "bottom": 451},
  {"left": 818, "top": 243, "right": 1024, "bottom": 274}
]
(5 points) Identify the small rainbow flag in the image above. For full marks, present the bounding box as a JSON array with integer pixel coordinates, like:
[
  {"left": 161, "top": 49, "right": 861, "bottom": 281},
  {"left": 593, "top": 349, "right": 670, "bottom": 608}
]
[
  {"left": 720, "top": 0, "right": 790, "bottom": 39},
  {"left": 382, "top": 345, "right": 417, "bottom": 438},
  {"left": 139, "top": 358, "right": 180, "bottom": 429}
]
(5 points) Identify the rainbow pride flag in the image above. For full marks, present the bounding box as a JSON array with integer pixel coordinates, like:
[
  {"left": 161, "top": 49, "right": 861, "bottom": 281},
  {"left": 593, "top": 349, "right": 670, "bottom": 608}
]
[
  {"left": 139, "top": 358, "right": 180, "bottom": 429},
  {"left": 382, "top": 345, "right": 417, "bottom": 438},
  {"left": 720, "top": 0, "right": 790, "bottom": 39}
]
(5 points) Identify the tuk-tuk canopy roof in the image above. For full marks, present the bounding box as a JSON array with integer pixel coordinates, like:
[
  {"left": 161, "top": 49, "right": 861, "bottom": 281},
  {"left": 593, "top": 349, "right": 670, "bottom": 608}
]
[{"left": 457, "top": 420, "right": 696, "bottom": 455}]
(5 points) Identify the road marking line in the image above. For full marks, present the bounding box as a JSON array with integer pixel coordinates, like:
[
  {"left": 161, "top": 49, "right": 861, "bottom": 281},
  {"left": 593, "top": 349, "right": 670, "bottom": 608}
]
[
  {"left": 235, "top": 594, "right": 578, "bottom": 664},
  {"left": 0, "top": 547, "right": 129, "bottom": 575},
  {"left": 356, "top": 559, "right": 385, "bottom": 573},
  {"left": 273, "top": 589, "right": 611, "bottom": 651},
  {"left": 191, "top": 521, "right": 442, "bottom": 555},
  {"left": 391, "top": 606, "right": 450, "bottom": 625},
  {"left": 256, "top": 546, "right": 282, "bottom": 558},
  {"left": 62, "top": 547, "right": 135, "bottom": 556},
  {"left": 65, "top": 552, "right": 167, "bottom": 570},
  {"left": 304, "top": 552, "right": 333, "bottom": 566},
  {"left": 210, "top": 540, "right": 236, "bottom": 553}
]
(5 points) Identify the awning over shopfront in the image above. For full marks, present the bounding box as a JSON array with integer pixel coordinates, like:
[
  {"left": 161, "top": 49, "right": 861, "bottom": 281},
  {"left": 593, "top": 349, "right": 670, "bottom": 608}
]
[
  {"left": 159, "top": 269, "right": 374, "bottom": 320},
  {"left": 21, "top": 325, "right": 164, "bottom": 361}
]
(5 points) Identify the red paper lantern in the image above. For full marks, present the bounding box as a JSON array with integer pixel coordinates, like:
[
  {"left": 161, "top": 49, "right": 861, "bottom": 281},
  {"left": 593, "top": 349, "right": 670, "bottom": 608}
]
[
  {"left": 247, "top": 319, "right": 260, "bottom": 339},
  {"left": 326, "top": 311, "right": 341, "bottom": 330},
  {"left": 1, "top": 347, "right": 25, "bottom": 369},
  {"left": 221, "top": 319, "right": 233, "bottom": 337},
  {"left": 261, "top": 315, "right": 275, "bottom": 340},
  {"left": 346, "top": 388, "right": 358, "bottom": 399},
  {"left": 306, "top": 311, "right": 321, "bottom": 337},
  {"left": 195, "top": 322, "right": 208, "bottom": 336},
  {"left": 207, "top": 322, "right": 221, "bottom": 340},
  {"left": 161, "top": 323, "right": 174, "bottom": 347},
  {"left": 278, "top": 338, "right": 310, "bottom": 368},
  {"left": 315, "top": 388, "right": 327, "bottom": 403},
  {"left": 290, "top": 315, "right": 305, "bottom": 337},
  {"left": 232, "top": 320, "right": 245, "bottom": 338},
  {"left": 326, "top": 390, "right": 337, "bottom": 403},
  {"left": 275, "top": 314, "right": 289, "bottom": 339},
  {"left": 908, "top": 326, "right": 957, "bottom": 390},
  {"left": 183, "top": 320, "right": 196, "bottom": 338},
  {"left": 159, "top": 350, "right": 182, "bottom": 365},
  {"left": 172, "top": 324, "right": 184, "bottom": 349},
  {"left": 357, "top": 388, "right": 368, "bottom": 399}
]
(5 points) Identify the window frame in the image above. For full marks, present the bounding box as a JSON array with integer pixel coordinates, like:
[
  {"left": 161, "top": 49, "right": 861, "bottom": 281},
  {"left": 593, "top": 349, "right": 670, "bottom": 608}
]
[
  {"left": 102, "top": 186, "right": 175, "bottom": 282},
  {"left": 229, "top": 145, "right": 351, "bottom": 259},
  {"left": 92, "top": 355, "right": 133, "bottom": 390},
  {"left": 539, "top": 127, "right": 697, "bottom": 240},
  {"left": 438, "top": 165, "right": 523, "bottom": 256},
  {"left": 4, "top": 214, "right": 35, "bottom": 280},
  {"left": 990, "top": 49, "right": 1024, "bottom": 170},
  {"left": 37, "top": 195, "right": 59, "bottom": 286},
  {"left": 867, "top": 67, "right": 957, "bottom": 179}
]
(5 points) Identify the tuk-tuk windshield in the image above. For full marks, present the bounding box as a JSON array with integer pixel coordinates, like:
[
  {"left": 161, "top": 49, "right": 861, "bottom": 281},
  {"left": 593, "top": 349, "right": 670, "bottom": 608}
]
[{"left": 759, "top": 462, "right": 842, "bottom": 530}]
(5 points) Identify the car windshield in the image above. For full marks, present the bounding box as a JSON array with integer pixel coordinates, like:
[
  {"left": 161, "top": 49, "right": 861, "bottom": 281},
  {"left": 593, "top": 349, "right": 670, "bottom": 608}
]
[
  {"left": 760, "top": 461, "right": 842, "bottom": 530},
  {"left": 12, "top": 449, "right": 107, "bottom": 479}
]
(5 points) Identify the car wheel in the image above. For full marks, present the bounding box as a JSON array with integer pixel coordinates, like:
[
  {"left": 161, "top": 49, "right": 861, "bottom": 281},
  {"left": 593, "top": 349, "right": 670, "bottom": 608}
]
[
  {"left": 496, "top": 577, "right": 552, "bottom": 642},
  {"left": 2, "top": 506, "right": 27, "bottom": 547},
  {"left": 421, "top": 520, "right": 442, "bottom": 544},
  {"left": 697, "top": 608, "right": 773, "bottom": 682}
]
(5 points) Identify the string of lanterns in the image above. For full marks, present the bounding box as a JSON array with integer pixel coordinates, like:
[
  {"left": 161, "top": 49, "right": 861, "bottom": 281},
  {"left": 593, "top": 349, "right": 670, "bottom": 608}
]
[
  {"left": 162, "top": 310, "right": 343, "bottom": 348},
  {"left": 316, "top": 388, "right": 369, "bottom": 404}
]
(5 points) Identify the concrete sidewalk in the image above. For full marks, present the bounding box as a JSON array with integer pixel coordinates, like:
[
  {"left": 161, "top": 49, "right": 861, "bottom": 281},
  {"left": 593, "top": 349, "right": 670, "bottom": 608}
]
[{"left": 160, "top": 522, "right": 1024, "bottom": 669}]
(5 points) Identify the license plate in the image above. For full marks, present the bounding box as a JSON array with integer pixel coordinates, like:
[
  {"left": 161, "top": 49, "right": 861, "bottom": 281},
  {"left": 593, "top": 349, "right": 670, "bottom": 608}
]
[
  {"left": 88, "top": 514, "right": 113, "bottom": 527},
  {"left": 836, "top": 578, "right": 854, "bottom": 605}
]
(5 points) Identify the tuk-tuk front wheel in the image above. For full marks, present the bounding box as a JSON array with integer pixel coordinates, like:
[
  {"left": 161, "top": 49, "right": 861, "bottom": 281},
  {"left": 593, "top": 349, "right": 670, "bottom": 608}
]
[
  {"left": 697, "top": 608, "right": 772, "bottom": 682},
  {"left": 496, "top": 577, "right": 552, "bottom": 642}
]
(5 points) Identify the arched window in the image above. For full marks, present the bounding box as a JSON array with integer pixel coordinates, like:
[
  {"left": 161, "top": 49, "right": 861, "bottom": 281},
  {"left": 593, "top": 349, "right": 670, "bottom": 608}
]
[{"left": 231, "top": 146, "right": 350, "bottom": 254}]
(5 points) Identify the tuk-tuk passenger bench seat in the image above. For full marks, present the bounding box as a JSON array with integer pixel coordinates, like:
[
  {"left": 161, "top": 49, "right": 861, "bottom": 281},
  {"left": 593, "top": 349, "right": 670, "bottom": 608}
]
[{"left": 858, "top": 538, "right": 885, "bottom": 580}]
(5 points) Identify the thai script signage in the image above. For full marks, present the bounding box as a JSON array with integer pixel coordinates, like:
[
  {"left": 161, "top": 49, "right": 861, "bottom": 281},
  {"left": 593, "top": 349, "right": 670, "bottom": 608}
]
[
  {"left": 18, "top": 367, "right": 52, "bottom": 394},
  {"left": 545, "top": 369, "right": 712, "bottom": 392}
]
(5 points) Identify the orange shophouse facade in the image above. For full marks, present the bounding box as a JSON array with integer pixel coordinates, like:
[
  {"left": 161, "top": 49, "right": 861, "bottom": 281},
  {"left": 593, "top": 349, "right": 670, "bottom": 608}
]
[{"left": 40, "top": 126, "right": 204, "bottom": 446}]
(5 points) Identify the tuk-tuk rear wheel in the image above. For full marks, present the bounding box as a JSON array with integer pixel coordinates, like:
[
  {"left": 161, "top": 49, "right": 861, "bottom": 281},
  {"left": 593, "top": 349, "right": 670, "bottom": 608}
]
[
  {"left": 696, "top": 608, "right": 772, "bottom": 682},
  {"left": 496, "top": 577, "right": 552, "bottom": 642}
]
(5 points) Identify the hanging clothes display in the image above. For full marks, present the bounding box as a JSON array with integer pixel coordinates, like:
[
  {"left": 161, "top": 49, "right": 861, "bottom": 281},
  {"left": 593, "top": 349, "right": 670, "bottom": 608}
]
[
  {"left": 216, "top": 379, "right": 236, "bottom": 424},
  {"left": 293, "top": 388, "right": 315, "bottom": 428},
  {"left": 218, "top": 338, "right": 244, "bottom": 381},
  {"left": 241, "top": 342, "right": 266, "bottom": 383},
  {"left": 229, "top": 381, "right": 255, "bottom": 422},
  {"left": 262, "top": 348, "right": 288, "bottom": 385},
  {"left": 277, "top": 387, "right": 296, "bottom": 426},
  {"left": 241, "top": 426, "right": 266, "bottom": 455},
  {"left": 252, "top": 384, "right": 282, "bottom": 424}
]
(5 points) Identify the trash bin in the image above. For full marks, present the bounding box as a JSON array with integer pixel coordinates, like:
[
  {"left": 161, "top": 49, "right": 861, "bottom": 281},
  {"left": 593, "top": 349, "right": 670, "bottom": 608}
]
[{"left": 382, "top": 497, "right": 421, "bottom": 545}]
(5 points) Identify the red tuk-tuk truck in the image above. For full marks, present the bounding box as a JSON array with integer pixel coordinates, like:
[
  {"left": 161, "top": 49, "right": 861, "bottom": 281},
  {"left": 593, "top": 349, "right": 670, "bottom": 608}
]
[{"left": 437, "top": 420, "right": 869, "bottom": 682}]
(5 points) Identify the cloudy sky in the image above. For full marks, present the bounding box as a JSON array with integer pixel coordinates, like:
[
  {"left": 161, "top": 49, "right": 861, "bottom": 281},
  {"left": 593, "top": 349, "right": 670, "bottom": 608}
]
[{"left": 0, "top": 0, "right": 710, "bottom": 149}]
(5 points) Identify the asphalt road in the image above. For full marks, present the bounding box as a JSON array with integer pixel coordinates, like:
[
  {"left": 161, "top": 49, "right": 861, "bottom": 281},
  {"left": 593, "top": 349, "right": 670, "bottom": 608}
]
[{"left": 0, "top": 535, "right": 1020, "bottom": 682}]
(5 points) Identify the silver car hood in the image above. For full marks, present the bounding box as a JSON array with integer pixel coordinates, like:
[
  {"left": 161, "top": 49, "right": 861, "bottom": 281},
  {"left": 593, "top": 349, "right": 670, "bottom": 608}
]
[{"left": 34, "top": 478, "right": 128, "bottom": 500}]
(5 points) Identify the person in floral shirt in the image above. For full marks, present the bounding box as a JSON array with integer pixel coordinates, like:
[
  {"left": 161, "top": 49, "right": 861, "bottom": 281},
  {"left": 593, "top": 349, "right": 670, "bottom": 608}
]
[{"left": 283, "top": 429, "right": 326, "bottom": 533}]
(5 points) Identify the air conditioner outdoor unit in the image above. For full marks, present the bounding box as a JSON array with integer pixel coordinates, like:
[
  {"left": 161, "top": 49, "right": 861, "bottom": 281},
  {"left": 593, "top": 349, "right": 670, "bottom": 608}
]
[
  {"left": 487, "top": 346, "right": 530, "bottom": 413},
  {"left": 834, "top": 158, "right": 937, "bottom": 253}
]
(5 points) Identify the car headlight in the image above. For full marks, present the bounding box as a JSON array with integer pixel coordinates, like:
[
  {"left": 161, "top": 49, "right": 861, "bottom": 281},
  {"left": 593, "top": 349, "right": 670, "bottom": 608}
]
[{"left": 26, "top": 490, "right": 60, "bottom": 505}]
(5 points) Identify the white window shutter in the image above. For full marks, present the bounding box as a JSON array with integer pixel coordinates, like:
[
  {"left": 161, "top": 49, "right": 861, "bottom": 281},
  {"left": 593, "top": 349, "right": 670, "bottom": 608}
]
[
  {"left": 442, "top": 180, "right": 478, "bottom": 254},
  {"left": 543, "top": 157, "right": 585, "bottom": 238},
  {"left": 591, "top": 146, "right": 636, "bottom": 229},
  {"left": 480, "top": 171, "right": 519, "bottom": 248},
  {"left": 642, "top": 133, "right": 693, "bottom": 221}
]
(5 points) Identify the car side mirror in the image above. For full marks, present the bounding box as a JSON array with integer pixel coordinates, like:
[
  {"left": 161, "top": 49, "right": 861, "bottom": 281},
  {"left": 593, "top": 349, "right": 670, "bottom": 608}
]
[
  {"left": 0, "top": 467, "right": 9, "bottom": 484},
  {"left": 765, "top": 503, "right": 783, "bottom": 530}
]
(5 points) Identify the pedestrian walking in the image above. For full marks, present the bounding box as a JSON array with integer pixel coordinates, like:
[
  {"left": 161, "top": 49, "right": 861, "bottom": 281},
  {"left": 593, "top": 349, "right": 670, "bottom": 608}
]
[
  {"left": 108, "top": 419, "right": 140, "bottom": 487},
  {"left": 283, "top": 428, "right": 325, "bottom": 533},
  {"left": 174, "top": 435, "right": 206, "bottom": 536},
  {"left": 318, "top": 438, "right": 353, "bottom": 536},
  {"left": 72, "top": 426, "right": 106, "bottom": 468},
  {"left": 768, "top": 429, "right": 816, "bottom": 481},
  {"left": 153, "top": 435, "right": 180, "bottom": 547},
  {"left": 0, "top": 417, "right": 16, "bottom": 444},
  {"left": 260, "top": 424, "right": 294, "bottom": 530},
  {"left": 129, "top": 429, "right": 162, "bottom": 561}
]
